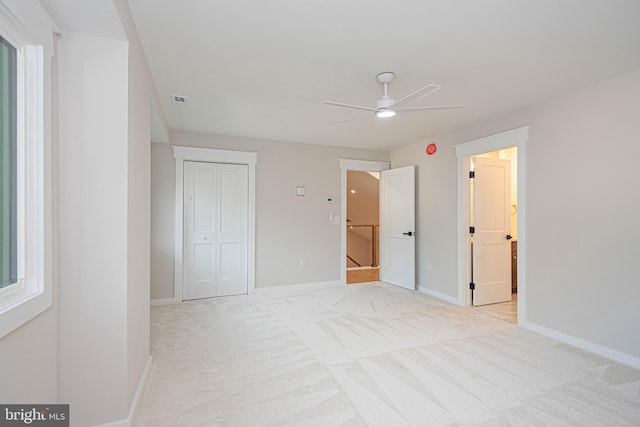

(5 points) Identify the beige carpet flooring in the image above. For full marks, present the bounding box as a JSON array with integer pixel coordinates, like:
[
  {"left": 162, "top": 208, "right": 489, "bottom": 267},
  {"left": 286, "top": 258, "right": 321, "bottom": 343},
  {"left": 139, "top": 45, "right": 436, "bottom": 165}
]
[{"left": 135, "top": 282, "right": 640, "bottom": 426}]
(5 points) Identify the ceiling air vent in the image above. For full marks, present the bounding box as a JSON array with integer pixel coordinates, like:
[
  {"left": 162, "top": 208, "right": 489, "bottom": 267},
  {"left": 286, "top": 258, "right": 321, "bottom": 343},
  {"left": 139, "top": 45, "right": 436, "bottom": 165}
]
[{"left": 171, "top": 95, "right": 188, "bottom": 105}]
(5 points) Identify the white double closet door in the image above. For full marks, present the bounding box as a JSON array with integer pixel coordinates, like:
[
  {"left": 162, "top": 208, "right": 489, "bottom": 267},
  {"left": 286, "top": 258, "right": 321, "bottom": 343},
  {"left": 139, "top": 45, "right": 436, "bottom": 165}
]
[{"left": 183, "top": 161, "right": 248, "bottom": 300}]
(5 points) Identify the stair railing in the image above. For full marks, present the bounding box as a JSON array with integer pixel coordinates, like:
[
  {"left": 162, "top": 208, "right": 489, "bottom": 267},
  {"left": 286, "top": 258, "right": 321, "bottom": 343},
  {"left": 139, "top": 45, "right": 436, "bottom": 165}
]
[{"left": 346, "top": 224, "right": 379, "bottom": 267}]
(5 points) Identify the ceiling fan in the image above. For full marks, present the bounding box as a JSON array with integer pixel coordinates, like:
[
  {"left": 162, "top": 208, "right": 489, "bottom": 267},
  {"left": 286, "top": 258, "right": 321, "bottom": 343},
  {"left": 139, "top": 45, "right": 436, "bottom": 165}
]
[{"left": 325, "top": 72, "right": 463, "bottom": 124}]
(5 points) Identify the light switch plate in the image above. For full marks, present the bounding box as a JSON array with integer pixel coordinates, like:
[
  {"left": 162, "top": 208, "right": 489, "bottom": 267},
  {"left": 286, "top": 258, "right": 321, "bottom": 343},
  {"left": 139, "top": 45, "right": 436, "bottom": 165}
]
[{"left": 296, "top": 186, "right": 305, "bottom": 196}]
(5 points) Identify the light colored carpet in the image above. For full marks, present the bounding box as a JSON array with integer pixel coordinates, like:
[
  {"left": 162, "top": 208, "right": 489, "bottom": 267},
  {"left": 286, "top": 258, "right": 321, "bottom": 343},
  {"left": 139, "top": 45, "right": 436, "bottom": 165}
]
[{"left": 135, "top": 282, "right": 640, "bottom": 426}]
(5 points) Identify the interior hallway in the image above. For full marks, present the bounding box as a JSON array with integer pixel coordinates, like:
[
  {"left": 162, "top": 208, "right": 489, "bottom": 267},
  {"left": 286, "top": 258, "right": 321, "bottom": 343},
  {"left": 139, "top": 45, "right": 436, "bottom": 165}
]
[
  {"left": 346, "top": 267, "right": 380, "bottom": 284},
  {"left": 135, "top": 282, "right": 640, "bottom": 426}
]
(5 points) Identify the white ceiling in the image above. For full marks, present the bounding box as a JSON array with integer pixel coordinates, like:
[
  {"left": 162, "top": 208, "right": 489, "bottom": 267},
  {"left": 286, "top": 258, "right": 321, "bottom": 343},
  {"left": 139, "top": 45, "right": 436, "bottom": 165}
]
[{"left": 127, "top": 0, "right": 640, "bottom": 150}]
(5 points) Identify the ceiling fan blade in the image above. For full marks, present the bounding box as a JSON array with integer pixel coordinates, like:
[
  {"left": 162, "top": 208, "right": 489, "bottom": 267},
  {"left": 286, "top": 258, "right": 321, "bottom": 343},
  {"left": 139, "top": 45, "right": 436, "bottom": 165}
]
[
  {"left": 392, "top": 84, "right": 441, "bottom": 108},
  {"left": 324, "top": 101, "right": 377, "bottom": 112},
  {"left": 399, "top": 104, "right": 464, "bottom": 112},
  {"left": 327, "top": 113, "right": 373, "bottom": 125}
]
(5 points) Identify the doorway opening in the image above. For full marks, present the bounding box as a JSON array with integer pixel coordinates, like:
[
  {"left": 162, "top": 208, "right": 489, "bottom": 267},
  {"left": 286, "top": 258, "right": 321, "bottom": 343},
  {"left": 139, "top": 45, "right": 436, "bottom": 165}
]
[
  {"left": 346, "top": 171, "right": 380, "bottom": 284},
  {"left": 339, "top": 159, "right": 390, "bottom": 285},
  {"left": 455, "top": 126, "right": 528, "bottom": 325},
  {"left": 470, "top": 148, "right": 518, "bottom": 322}
]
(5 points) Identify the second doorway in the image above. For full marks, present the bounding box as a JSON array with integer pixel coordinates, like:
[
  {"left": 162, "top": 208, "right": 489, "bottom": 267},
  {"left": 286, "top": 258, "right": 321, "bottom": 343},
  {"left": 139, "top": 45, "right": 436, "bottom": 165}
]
[{"left": 346, "top": 170, "right": 380, "bottom": 284}]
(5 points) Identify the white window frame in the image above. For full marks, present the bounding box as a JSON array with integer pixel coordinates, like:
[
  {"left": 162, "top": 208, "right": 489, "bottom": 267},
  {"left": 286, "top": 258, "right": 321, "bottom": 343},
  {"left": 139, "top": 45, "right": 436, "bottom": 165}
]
[{"left": 0, "top": 14, "right": 51, "bottom": 338}]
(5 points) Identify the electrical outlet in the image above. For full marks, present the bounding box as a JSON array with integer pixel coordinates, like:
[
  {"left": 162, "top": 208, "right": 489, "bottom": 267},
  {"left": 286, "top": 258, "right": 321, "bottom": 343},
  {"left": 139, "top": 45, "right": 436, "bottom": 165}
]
[
  {"left": 299, "top": 258, "right": 306, "bottom": 268},
  {"left": 427, "top": 262, "right": 432, "bottom": 271}
]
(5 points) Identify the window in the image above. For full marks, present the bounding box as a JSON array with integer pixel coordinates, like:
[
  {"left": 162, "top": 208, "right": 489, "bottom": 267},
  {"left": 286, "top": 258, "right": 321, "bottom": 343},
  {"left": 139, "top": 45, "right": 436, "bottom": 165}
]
[
  {"left": 1, "top": 35, "right": 17, "bottom": 291},
  {"left": 0, "top": 11, "right": 51, "bottom": 338}
]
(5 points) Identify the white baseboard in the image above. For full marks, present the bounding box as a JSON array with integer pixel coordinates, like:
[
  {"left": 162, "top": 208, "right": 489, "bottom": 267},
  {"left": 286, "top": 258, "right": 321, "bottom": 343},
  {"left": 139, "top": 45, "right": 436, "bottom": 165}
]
[
  {"left": 152, "top": 281, "right": 345, "bottom": 302},
  {"left": 95, "top": 355, "right": 153, "bottom": 427},
  {"left": 521, "top": 320, "right": 640, "bottom": 370},
  {"left": 417, "top": 286, "right": 460, "bottom": 305},
  {"left": 151, "top": 297, "right": 180, "bottom": 306},
  {"left": 254, "top": 280, "right": 343, "bottom": 296}
]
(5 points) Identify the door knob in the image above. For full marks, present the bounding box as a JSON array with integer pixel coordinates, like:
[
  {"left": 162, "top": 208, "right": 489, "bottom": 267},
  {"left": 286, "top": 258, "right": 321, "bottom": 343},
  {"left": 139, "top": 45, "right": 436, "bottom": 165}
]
[
  {"left": 403, "top": 231, "right": 414, "bottom": 236},
  {"left": 506, "top": 234, "right": 512, "bottom": 240}
]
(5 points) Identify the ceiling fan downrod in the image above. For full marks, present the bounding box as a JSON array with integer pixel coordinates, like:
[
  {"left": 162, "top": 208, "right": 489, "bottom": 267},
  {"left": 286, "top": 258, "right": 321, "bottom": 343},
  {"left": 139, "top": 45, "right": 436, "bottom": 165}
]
[{"left": 376, "top": 72, "right": 396, "bottom": 116}]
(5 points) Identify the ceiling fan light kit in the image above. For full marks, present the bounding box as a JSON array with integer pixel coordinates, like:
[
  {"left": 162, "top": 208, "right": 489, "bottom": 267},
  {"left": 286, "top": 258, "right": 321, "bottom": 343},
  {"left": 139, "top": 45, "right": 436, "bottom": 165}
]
[
  {"left": 376, "top": 108, "right": 396, "bottom": 118},
  {"left": 325, "top": 71, "right": 463, "bottom": 124}
]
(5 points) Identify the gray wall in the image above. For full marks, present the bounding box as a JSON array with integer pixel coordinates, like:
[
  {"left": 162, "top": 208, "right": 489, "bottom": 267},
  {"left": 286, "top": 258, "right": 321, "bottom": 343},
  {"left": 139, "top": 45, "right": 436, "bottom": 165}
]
[
  {"left": 391, "top": 68, "right": 640, "bottom": 361},
  {"left": 151, "top": 143, "right": 176, "bottom": 299},
  {"left": 150, "top": 132, "right": 389, "bottom": 298}
]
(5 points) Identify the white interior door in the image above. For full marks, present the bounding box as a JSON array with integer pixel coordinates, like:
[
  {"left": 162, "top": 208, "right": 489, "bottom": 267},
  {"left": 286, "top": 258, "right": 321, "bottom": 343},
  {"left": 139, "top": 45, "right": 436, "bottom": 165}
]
[
  {"left": 183, "top": 161, "right": 248, "bottom": 300},
  {"left": 379, "top": 166, "right": 415, "bottom": 290},
  {"left": 472, "top": 157, "right": 511, "bottom": 306}
]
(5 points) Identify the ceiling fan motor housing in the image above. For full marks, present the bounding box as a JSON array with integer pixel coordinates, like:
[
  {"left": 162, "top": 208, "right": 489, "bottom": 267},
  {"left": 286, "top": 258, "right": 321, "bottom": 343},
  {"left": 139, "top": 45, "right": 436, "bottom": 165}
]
[{"left": 377, "top": 96, "right": 395, "bottom": 110}]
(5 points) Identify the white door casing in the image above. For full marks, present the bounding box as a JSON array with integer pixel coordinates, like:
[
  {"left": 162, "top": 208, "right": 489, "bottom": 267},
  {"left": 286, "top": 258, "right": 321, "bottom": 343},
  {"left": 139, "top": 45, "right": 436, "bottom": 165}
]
[
  {"left": 379, "top": 165, "right": 416, "bottom": 290},
  {"left": 472, "top": 157, "right": 511, "bottom": 306},
  {"left": 456, "top": 126, "right": 527, "bottom": 321},
  {"left": 183, "top": 161, "right": 248, "bottom": 300}
]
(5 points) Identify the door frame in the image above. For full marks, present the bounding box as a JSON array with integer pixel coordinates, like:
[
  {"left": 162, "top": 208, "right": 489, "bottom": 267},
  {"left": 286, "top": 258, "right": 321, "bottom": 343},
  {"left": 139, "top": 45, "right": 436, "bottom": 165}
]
[
  {"left": 340, "top": 159, "right": 390, "bottom": 284},
  {"left": 455, "top": 126, "right": 528, "bottom": 323},
  {"left": 173, "top": 147, "right": 258, "bottom": 302}
]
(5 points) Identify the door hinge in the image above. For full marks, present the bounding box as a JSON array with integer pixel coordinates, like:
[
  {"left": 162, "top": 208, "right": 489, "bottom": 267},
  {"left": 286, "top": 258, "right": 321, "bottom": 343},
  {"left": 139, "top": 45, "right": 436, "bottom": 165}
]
[
  {"left": 469, "top": 282, "right": 475, "bottom": 290},
  {"left": 469, "top": 226, "right": 475, "bottom": 234},
  {"left": 469, "top": 171, "right": 475, "bottom": 178}
]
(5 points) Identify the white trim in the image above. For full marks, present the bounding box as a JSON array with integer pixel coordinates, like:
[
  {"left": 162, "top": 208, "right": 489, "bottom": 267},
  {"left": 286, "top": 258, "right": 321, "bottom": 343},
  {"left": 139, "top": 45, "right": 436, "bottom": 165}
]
[
  {"left": 172, "top": 147, "right": 257, "bottom": 301},
  {"left": 253, "top": 280, "right": 343, "bottom": 296},
  {"left": 455, "top": 127, "right": 528, "bottom": 325},
  {"left": 128, "top": 356, "right": 152, "bottom": 426},
  {"left": 339, "top": 159, "right": 390, "bottom": 171},
  {"left": 455, "top": 127, "right": 529, "bottom": 157},
  {"left": 95, "top": 356, "right": 153, "bottom": 427},
  {"left": 150, "top": 297, "right": 180, "bottom": 306},
  {"left": 339, "top": 159, "right": 390, "bottom": 285},
  {"left": 0, "top": 40, "right": 51, "bottom": 338},
  {"left": 521, "top": 320, "right": 640, "bottom": 370},
  {"left": 417, "top": 286, "right": 459, "bottom": 305}
]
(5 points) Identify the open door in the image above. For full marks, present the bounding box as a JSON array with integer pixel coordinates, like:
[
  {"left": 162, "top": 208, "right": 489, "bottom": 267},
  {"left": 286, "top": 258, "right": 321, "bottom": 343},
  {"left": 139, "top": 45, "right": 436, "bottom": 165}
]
[
  {"left": 472, "top": 157, "right": 511, "bottom": 305},
  {"left": 379, "top": 166, "right": 415, "bottom": 290}
]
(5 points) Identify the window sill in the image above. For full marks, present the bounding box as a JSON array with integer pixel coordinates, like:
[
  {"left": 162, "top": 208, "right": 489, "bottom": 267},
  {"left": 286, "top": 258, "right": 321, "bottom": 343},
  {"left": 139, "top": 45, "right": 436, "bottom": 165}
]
[{"left": 0, "top": 287, "right": 51, "bottom": 338}]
